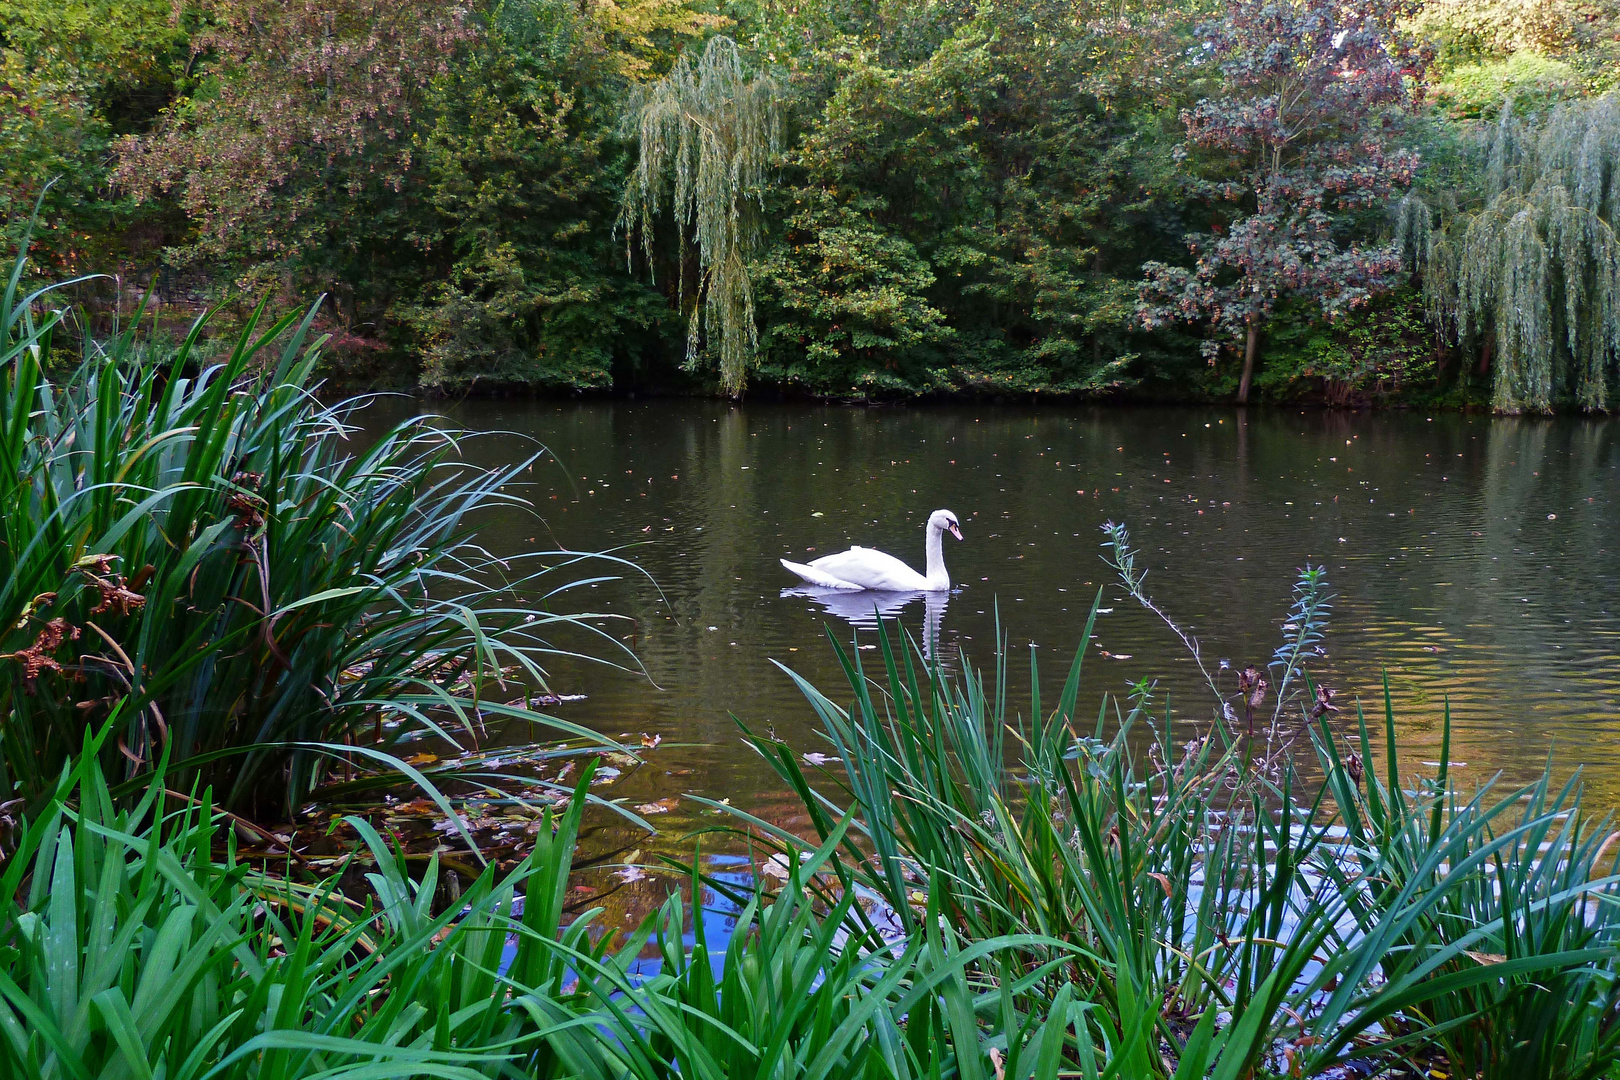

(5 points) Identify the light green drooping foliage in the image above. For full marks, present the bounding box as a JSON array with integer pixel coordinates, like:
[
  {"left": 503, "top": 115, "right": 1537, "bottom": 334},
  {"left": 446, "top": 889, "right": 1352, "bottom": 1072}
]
[
  {"left": 622, "top": 35, "right": 781, "bottom": 396},
  {"left": 1408, "top": 92, "right": 1620, "bottom": 412}
]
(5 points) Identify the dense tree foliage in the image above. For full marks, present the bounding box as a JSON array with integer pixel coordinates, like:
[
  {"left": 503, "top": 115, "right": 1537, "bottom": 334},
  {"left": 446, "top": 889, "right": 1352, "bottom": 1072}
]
[
  {"left": 752, "top": 0, "right": 1190, "bottom": 397},
  {"left": 5, "top": 0, "right": 1618, "bottom": 407},
  {"left": 1139, "top": 0, "right": 1424, "bottom": 403},
  {"left": 0, "top": 0, "right": 188, "bottom": 276},
  {"left": 404, "top": 0, "right": 673, "bottom": 391},
  {"left": 116, "top": 0, "right": 475, "bottom": 322}
]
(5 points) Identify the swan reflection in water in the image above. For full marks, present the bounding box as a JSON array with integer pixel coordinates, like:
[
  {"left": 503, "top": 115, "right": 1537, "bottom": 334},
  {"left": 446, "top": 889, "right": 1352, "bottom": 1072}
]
[{"left": 780, "top": 587, "right": 953, "bottom": 666}]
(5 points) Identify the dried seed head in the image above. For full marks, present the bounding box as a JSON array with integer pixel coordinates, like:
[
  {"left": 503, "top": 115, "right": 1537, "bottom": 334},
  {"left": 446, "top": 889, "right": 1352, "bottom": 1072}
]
[{"left": 9, "top": 617, "right": 81, "bottom": 692}]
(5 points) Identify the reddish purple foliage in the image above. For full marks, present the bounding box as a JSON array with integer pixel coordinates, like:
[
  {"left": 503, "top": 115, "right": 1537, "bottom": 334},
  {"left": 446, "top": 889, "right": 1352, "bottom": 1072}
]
[
  {"left": 117, "top": 0, "right": 475, "bottom": 261},
  {"left": 1140, "top": 0, "right": 1428, "bottom": 367}
]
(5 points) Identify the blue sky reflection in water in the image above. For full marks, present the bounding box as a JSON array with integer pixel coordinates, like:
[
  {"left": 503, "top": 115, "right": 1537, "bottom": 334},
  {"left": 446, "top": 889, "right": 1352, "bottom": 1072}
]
[{"left": 368, "top": 399, "right": 1620, "bottom": 851}]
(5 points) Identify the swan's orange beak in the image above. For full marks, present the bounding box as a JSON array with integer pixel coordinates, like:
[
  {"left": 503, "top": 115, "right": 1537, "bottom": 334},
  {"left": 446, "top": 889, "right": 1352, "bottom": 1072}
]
[{"left": 948, "top": 523, "right": 963, "bottom": 541}]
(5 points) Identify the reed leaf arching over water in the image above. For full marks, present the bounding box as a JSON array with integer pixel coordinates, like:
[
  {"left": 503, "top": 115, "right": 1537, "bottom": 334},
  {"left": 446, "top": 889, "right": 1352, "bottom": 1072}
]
[
  {"left": 622, "top": 36, "right": 781, "bottom": 397},
  {"left": 1412, "top": 92, "right": 1620, "bottom": 412}
]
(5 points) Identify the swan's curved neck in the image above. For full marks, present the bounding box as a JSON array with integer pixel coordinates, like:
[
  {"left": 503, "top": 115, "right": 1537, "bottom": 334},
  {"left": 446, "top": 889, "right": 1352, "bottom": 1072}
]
[{"left": 924, "top": 524, "right": 949, "bottom": 589}]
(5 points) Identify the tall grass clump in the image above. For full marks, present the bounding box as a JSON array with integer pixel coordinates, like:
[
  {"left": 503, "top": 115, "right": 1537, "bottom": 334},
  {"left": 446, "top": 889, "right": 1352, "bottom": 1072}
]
[
  {"left": 0, "top": 724, "right": 1090, "bottom": 1079},
  {"left": 1319, "top": 698, "right": 1620, "bottom": 1079},
  {"left": 0, "top": 726, "right": 618, "bottom": 1080},
  {"left": 0, "top": 229, "right": 628, "bottom": 819},
  {"left": 728, "top": 522, "right": 1620, "bottom": 1077}
]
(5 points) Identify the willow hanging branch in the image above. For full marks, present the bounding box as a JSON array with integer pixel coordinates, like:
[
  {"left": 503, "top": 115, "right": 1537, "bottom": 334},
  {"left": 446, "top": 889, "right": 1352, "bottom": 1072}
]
[
  {"left": 622, "top": 36, "right": 781, "bottom": 396},
  {"left": 1407, "top": 92, "right": 1620, "bottom": 412}
]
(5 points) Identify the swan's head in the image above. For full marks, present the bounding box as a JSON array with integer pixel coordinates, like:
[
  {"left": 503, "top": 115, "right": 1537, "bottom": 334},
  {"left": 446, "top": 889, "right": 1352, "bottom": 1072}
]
[{"left": 929, "top": 509, "right": 963, "bottom": 541}]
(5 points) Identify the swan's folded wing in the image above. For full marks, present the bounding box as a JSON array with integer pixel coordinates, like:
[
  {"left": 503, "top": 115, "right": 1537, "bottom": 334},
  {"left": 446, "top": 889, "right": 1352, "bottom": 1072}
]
[
  {"left": 804, "top": 548, "right": 925, "bottom": 591},
  {"left": 780, "top": 558, "right": 863, "bottom": 590}
]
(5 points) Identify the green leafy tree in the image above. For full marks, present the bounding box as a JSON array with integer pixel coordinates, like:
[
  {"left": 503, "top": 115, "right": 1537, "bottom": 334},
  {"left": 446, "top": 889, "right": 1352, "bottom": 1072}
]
[
  {"left": 585, "top": 0, "right": 729, "bottom": 78},
  {"left": 1409, "top": 0, "right": 1620, "bottom": 83},
  {"left": 753, "top": 0, "right": 1204, "bottom": 397},
  {"left": 1253, "top": 288, "right": 1436, "bottom": 404},
  {"left": 400, "top": 0, "right": 671, "bottom": 391},
  {"left": 0, "top": 0, "right": 189, "bottom": 276},
  {"left": 756, "top": 190, "right": 951, "bottom": 393}
]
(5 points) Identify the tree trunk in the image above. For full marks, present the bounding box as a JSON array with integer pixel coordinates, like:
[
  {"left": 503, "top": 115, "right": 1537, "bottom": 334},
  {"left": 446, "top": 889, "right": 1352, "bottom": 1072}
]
[{"left": 1238, "top": 317, "right": 1260, "bottom": 404}]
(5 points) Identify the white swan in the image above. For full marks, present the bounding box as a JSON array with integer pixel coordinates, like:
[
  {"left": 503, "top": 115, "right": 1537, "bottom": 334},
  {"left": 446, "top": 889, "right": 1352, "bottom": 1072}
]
[{"left": 780, "top": 509, "right": 962, "bottom": 592}]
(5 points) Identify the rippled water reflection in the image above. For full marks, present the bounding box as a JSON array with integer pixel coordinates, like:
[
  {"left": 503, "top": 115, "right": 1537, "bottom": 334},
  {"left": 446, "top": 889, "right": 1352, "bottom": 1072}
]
[{"left": 378, "top": 400, "right": 1620, "bottom": 850}]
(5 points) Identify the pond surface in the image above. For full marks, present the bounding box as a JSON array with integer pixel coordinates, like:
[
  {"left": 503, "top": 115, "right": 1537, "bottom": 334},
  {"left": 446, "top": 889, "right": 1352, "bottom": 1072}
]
[{"left": 393, "top": 400, "right": 1620, "bottom": 859}]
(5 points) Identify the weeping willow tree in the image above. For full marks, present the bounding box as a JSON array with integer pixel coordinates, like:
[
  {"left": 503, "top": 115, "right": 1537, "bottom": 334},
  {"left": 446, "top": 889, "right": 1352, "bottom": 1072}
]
[
  {"left": 1406, "top": 92, "right": 1620, "bottom": 412},
  {"left": 622, "top": 36, "right": 780, "bottom": 396}
]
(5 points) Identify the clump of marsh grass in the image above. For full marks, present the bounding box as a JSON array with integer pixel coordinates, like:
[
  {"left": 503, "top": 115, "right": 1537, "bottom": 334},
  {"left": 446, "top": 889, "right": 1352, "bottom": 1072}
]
[
  {"left": 0, "top": 721, "right": 1087, "bottom": 1080},
  {"left": 0, "top": 225, "right": 635, "bottom": 821},
  {"left": 726, "top": 523, "right": 1620, "bottom": 1078}
]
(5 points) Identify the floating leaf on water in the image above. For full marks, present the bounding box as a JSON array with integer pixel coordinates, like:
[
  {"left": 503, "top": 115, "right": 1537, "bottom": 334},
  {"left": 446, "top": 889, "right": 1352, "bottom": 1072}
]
[
  {"left": 434, "top": 815, "right": 497, "bottom": 834},
  {"left": 615, "top": 849, "right": 646, "bottom": 883},
  {"left": 640, "top": 733, "right": 662, "bottom": 749},
  {"left": 591, "top": 767, "right": 622, "bottom": 784},
  {"left": 404, "top": 753, "right": 438, "bottom": 766},
  {"left": 635, "top": 798, "right": 679, "bottom": 815},
  {"left": 802, "top": 752, "right": 834, "bottom": 766}
]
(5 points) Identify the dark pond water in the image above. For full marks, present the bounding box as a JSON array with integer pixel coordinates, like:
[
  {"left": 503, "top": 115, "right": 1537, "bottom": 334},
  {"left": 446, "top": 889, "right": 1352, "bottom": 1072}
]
[{"left": 383, "top": 399, "right": 1620, "bottom": 870}]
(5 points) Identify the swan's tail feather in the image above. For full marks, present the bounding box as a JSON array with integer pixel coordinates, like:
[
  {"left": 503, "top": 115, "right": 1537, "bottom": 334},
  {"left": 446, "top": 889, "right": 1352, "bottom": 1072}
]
[{"left": 780, "top": 558, "right": 861, "bottom": 590}]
